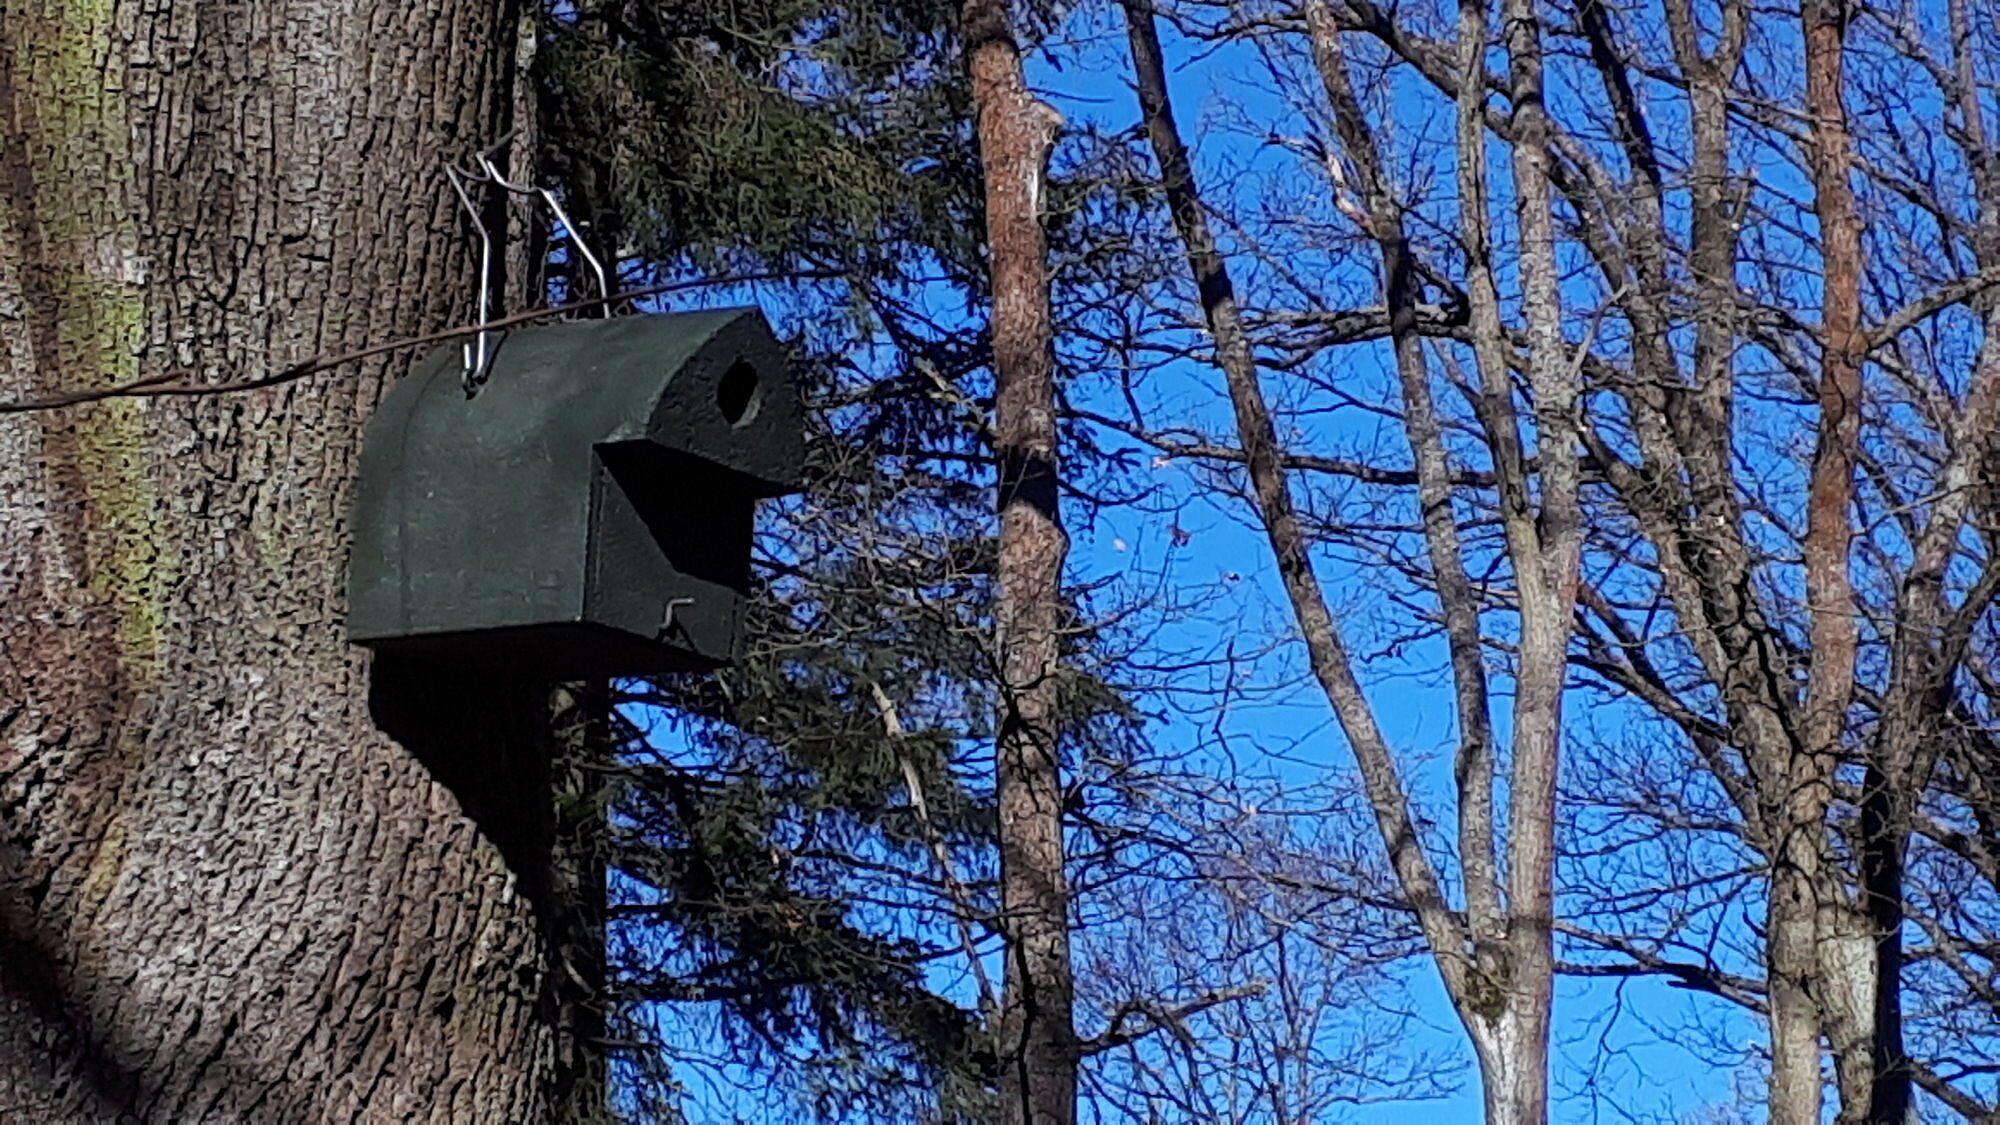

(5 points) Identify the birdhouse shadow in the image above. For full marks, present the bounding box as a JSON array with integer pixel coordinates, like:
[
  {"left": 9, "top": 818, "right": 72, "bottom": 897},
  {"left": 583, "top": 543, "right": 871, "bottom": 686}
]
[{"left": 366, "top": 659, "right": 557, "bottom": 910}]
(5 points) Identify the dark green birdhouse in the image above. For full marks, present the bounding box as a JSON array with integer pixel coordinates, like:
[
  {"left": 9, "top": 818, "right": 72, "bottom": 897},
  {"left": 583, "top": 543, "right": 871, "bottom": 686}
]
[{"left": 346, "top": 308, "right": 803, "bottom": 679}]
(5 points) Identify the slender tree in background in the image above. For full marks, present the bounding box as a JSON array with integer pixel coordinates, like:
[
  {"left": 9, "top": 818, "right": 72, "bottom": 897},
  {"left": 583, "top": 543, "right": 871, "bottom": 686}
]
[
  {"left": 547, "top": 0, "right": 2000, "bottom": 1114},
  {"left": 1114, "top": 0, "right": 1581, "bottom": 1116},
  {"left": 960, "top": 0, "right": 1079, "bottom": 1116},
  {"left": 1088, "top": 0, "right": 2000, "bottom": 1117},
  {"left": 569, "top": 0, "right": 2000, "bottom": 1114},
  {"left": 540, "top": 0, "right": 1456, "bottom": 1116},
  {"left": 0, "top": 1, "right": 568, "bottom": 1119},
  {"left": 1784, "top": 1, "right": 1865, "bottom": 1117},
  {"left": 1842, "top": 3, "right": 2000, "bottom": 1118}
]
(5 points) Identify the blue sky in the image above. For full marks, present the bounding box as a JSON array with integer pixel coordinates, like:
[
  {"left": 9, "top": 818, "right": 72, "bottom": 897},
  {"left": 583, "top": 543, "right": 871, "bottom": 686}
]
[
  {"left": 616, "top": 1, "right": 1830, "bottom": 1118},
  {"left": 1025, "top": 7, "right": 1762, "bottom": 1121}
]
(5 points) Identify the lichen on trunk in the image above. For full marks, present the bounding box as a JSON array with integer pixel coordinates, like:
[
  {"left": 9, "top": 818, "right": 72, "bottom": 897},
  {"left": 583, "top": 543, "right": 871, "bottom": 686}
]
[{"left": 0, "top": 1, "right": 572, "bottom": 1119}]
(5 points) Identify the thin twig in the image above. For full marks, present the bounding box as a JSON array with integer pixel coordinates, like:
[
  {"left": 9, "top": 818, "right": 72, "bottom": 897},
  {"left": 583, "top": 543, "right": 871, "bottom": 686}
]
[
  {"left": 1079, "top": 981, "right": 1268, "bottom": 1055},
  {"left": 870, "top": 680, "right": 1001, "bottom": 1029}
]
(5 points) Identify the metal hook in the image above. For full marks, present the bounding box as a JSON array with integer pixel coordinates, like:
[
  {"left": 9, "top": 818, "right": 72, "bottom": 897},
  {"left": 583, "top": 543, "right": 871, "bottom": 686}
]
[
  {"left": 445, "top": 164, "right": 499, "bottom": 396},
  {"left": 446, "top": 134, "right": 613, "bottom": 397},
  {"left": 469, "top": 149, "right": 610, "bottom": 306}
]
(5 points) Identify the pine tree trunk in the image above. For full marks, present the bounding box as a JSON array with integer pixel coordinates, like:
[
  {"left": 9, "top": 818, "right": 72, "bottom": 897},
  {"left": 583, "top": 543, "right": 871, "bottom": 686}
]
[
  {"left": 960, "top": 0, "right": 1076, "bottom": 1120},
  {"left": 0, "top": 2, "right": 564, "bottom": 1120}
]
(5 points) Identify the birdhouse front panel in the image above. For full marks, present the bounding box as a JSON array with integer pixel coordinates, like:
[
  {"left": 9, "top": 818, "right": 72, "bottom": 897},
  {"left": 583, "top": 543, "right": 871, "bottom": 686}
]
[{"left": 346, "top": 308, "right": 803, "bottom": 680}]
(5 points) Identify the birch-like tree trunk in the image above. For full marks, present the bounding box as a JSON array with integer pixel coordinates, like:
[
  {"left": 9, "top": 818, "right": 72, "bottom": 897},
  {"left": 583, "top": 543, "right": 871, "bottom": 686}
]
[
  {"left": 1119, "top": 0, "right": 1578, "bottom": 1116},
  {"left": 960, "top": 0, "right": 1077, "bottom": 1119},
  {"left": 0, "top": 2, "right": 567, "bottom": 1119}
]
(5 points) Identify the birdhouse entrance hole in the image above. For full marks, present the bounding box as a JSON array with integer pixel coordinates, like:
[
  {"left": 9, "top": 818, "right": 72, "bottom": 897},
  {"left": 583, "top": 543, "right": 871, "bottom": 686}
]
[
  {"left": 346, "top": 308, "right": 804, "bottom": 680},
  {"left": 717, "top": 360, "right": 760, "bottom": 427}
]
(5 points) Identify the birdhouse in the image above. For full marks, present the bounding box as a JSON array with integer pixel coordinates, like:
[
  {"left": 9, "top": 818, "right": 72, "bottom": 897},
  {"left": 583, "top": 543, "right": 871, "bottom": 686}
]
[{"left": 346, "top": 308, "right": 804, "bottom": 679}]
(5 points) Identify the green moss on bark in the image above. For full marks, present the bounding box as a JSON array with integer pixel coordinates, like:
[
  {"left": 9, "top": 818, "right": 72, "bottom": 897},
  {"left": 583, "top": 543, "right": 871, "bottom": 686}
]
[{"left": 14, "top": 0, "right": 171, "bottom": 670}]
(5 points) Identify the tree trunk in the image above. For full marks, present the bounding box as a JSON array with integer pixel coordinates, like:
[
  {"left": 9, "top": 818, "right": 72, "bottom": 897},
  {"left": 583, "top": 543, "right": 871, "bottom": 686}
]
[
  {"left": 1493, "top": 1, "right": 1576, "bottom": 1120},
  {"left": 960, "top": 0, "right": 1076, "bottom": 1121},
  {"left": 1297, "top": 7, "right": 1560, "bottom": 1120},
  {"left": 548, "top": 686, "right": 611, "bottom": 1125},
  {"left": 1784, "top": 0, "right": 1866, "bottom": 1119},
  {"left": 1856, "top": 772, "right": 1909, "bottom": 1125},
  {"left": 0, "top": 2, "right": 566, "bottom": 1120},
  {"left": 1117, "top": 3, "right": 1568, "bottom": 1121},
  {"left": 1470, "top": 1021, "right": 1549, "bottom": 1125}
]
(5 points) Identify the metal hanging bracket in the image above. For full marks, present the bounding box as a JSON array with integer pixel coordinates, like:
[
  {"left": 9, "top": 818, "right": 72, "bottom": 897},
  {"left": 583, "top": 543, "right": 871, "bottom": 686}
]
[{"left": 445, "top": 137, "right": 611, "bottom": 396}]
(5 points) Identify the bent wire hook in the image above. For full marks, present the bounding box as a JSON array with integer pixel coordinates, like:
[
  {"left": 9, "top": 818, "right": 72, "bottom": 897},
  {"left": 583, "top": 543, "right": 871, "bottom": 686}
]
[{"left": 445, "top": 136, "right": 611, "bottom": 396}]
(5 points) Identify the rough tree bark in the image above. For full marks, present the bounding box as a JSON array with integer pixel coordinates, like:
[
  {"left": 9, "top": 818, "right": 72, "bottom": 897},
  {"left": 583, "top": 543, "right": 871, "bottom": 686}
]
[
  {"left": 959, "top": 0, "right": 1076, "bottom": 1121},
  {"left": 1488, "top": 1, "right": 1580, "bottom": 1119},
  {"left": 0, "top": 2, "right": 573, "bottom": 1120}
]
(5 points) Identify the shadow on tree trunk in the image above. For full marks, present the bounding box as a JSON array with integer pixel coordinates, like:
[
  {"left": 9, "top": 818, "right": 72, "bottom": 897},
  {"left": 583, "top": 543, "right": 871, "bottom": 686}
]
[
  {"left": 366, "top": 658, "right": 556, "bottom": 909},
  {"left": 366, "top": 658, "right": 608, "bottom": 1122},
  {"left": 0, "top": 844, "right": 153, "bottom": 1122}
]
